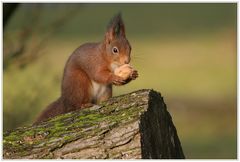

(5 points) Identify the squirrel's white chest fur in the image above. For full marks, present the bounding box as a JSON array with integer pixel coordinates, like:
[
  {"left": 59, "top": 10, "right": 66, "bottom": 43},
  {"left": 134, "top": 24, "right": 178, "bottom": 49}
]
[{"left": 91, "top": 80, "right": 110, "bottom": 103}]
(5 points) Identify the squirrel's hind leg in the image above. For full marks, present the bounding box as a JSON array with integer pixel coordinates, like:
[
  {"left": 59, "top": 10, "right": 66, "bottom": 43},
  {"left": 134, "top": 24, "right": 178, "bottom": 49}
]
[{"left": 62, "top": 67, "right": 92, "bottom": 110}]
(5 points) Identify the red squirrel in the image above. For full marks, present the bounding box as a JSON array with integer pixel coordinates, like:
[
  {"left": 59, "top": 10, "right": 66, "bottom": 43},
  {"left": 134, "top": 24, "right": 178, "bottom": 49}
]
[{"left": 34, "top": 13, "right": 138, "bottom": 124}]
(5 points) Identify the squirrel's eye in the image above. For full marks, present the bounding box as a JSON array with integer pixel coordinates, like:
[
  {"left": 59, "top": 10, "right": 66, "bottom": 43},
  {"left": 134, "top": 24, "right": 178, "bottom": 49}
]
[{"left": 112, "top": 47, "right": 119, "bottom": 54}]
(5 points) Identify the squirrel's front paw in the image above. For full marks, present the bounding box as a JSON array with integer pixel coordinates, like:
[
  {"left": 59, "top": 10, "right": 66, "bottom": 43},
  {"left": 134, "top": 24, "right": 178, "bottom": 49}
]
[
  {"left": 130, "top": 70, "right": 138, "bottom": 80},
  {"left": 112, "top": 76, "right": 126, "bottom": 86}
]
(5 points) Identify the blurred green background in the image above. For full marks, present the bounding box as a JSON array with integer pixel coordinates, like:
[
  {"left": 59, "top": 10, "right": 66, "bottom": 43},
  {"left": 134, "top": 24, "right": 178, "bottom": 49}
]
[{"left": 3, "top": 3, "right": 237, "bottom": 159}]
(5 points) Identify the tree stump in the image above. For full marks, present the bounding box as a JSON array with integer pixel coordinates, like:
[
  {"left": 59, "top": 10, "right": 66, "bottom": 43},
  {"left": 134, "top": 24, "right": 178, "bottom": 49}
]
[{"left": 3, "top": 89, "right": 185, "bottom": 159}]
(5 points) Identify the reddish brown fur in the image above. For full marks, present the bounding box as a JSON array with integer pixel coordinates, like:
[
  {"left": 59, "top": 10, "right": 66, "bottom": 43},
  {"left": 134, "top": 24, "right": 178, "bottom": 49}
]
[{"left": 34, "top": 14, "right": 138, "bottom": 124}]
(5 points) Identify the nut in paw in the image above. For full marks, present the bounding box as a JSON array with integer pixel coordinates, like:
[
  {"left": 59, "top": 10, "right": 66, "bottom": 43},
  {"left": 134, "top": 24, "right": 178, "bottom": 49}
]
[{"left": 114, "top": 64, "right": 136, "bottom": 80}]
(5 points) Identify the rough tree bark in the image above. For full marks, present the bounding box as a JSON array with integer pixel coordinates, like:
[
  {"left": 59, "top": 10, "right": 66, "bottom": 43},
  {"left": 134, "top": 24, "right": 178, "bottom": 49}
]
[{"left": 3, "top": 89, "right": 185, "bottom": 159}]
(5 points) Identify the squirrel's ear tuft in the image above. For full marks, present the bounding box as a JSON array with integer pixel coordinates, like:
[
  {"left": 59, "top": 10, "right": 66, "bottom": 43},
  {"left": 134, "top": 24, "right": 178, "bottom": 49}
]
[{"left": 105, "top": 12, "right": 126, "bottom": 43}]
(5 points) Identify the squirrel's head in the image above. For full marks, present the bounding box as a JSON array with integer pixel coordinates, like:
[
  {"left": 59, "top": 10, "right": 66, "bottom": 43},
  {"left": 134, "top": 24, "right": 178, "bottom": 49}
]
[{"left": 103, "top": 13, "right": 131, "bottom": 67}]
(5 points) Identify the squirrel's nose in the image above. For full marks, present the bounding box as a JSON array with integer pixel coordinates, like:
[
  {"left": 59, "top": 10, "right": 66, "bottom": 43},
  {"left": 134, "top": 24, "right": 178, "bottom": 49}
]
[{"left": 124, "top": 58, "right": 130, "bottom": 64}]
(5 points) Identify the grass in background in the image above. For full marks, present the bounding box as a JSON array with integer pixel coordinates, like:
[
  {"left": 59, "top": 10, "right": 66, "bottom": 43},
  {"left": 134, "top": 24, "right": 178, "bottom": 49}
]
[{"left": 3, "top": 3, "right": 237, "bottom": 159}]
